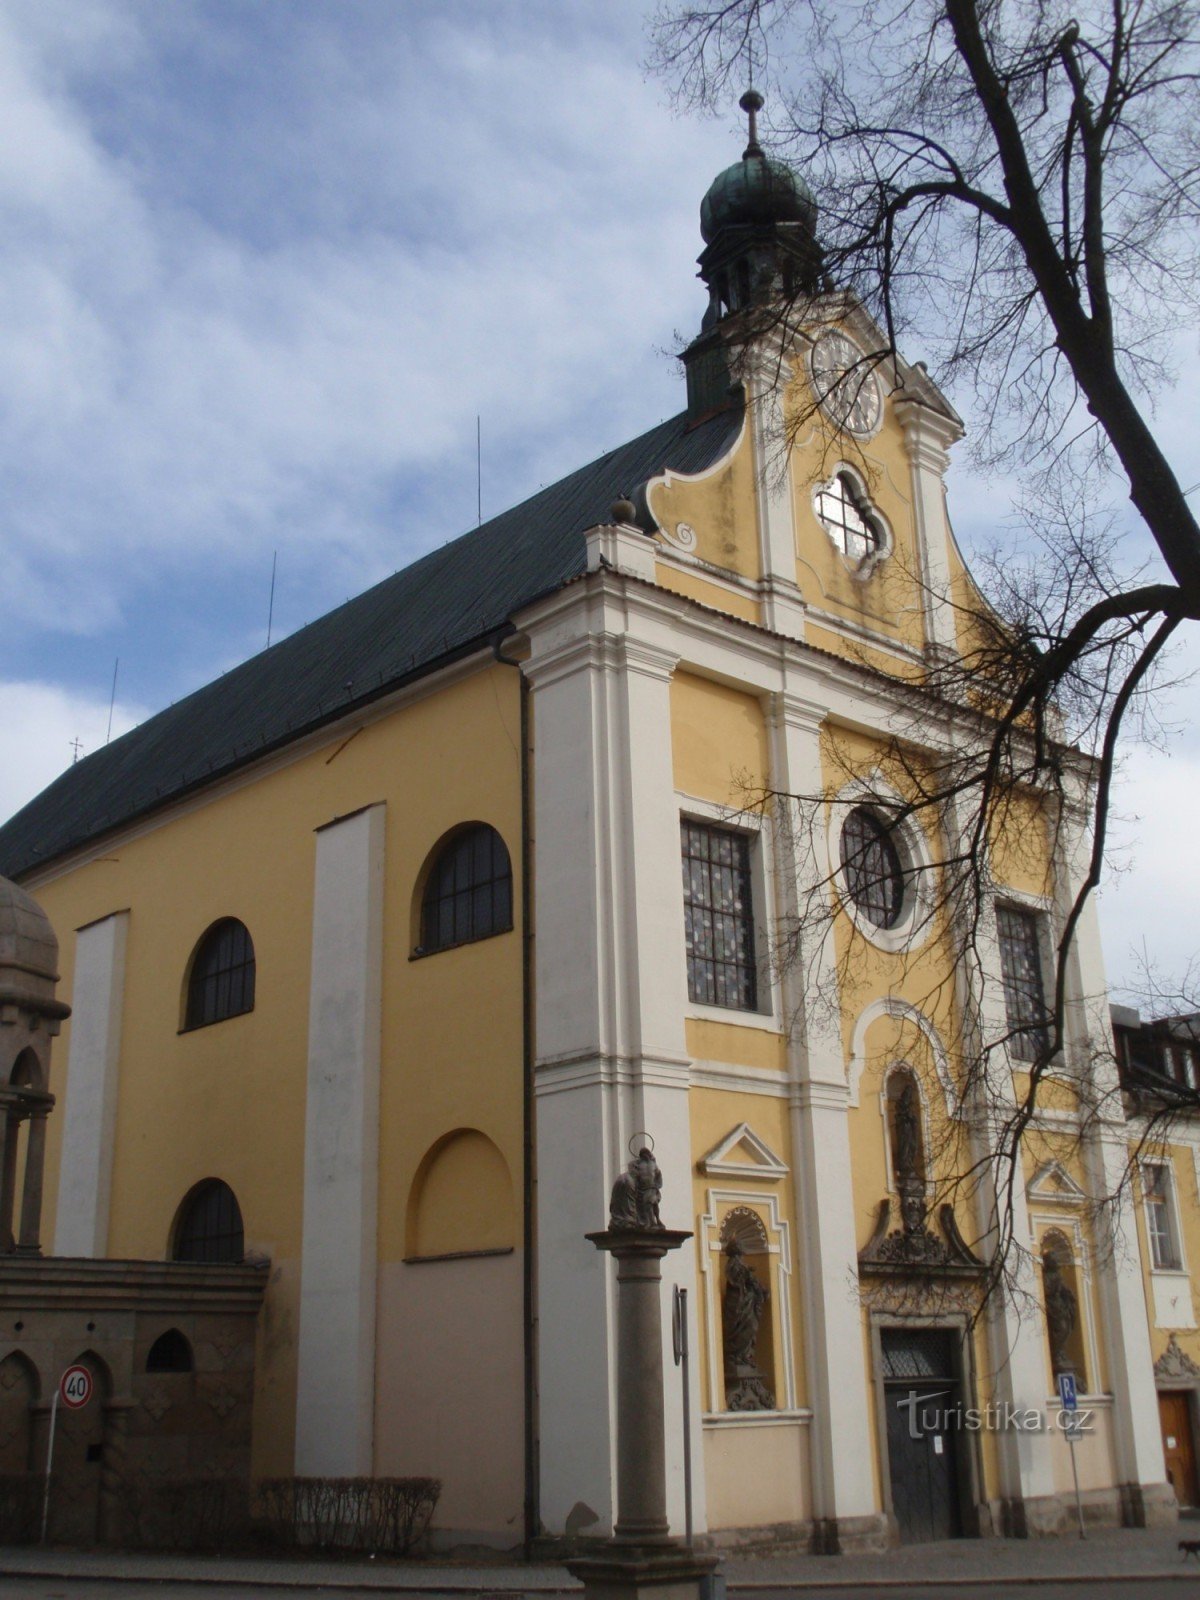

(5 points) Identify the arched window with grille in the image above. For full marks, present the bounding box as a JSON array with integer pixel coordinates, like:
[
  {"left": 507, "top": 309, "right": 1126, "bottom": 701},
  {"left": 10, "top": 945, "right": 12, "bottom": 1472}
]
[
  {"left": 183, "top": 919, "right": 255, "bottom": 1030},
  {"left": 416, "top": 825, "right": 513, "bottom": 955},
  {"left": 172, "top": 1179, "right": 244, "bottom": 1263}
]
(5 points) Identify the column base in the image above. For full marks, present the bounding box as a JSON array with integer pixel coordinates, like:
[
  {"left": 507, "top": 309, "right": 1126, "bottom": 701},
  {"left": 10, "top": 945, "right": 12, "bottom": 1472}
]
[
  {"left": 981, "top": 1482, "right": 1178, "bottom": 1537},
  {"left": 568, "top": 1542, "right": 721, "bottom": 1600}
]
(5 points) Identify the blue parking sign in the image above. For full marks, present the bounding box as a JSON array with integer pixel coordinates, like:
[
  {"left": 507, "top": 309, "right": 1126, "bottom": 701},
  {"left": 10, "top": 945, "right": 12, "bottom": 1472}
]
[{"left": 1058, "top": 1372, "right": 1078, "bottom": 1410}]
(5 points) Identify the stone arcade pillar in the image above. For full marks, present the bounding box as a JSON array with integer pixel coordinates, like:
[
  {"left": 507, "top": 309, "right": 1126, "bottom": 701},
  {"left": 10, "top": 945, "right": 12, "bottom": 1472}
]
[
  {"left": 0, "top": 875, "right": 70, "bottom": 1256},
  {"left": 568, "top": 1149, "right": 718, "bottom": 1600}
]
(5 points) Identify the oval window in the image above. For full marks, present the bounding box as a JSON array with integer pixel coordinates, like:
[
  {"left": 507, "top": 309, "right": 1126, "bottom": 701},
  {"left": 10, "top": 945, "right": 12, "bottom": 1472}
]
[{"left": 839, "top": 806, "right": 904, "bottom": 929}]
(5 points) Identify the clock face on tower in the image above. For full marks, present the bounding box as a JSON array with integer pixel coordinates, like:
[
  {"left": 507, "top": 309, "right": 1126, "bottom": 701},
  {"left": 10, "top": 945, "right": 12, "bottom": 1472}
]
[{"left": 809, "top": 332, "right": 882, "bottom": 437}]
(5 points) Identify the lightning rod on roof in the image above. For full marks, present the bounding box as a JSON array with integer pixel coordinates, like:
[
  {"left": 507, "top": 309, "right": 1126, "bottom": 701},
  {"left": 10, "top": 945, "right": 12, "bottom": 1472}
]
[
  {"left": 477, "top": 415, "right": 482, "bottom": 528},
  {"left": 266, "top": 550, "right": 278, "bottom": 649},
  {"left": 106, "top": 658, "right": 119, "bottom": 745}
]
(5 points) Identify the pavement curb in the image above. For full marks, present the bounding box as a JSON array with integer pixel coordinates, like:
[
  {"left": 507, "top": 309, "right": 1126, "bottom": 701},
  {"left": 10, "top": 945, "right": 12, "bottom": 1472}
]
[{"left": 3, "top": 1567, "right": 1200, "bottom": 1593}]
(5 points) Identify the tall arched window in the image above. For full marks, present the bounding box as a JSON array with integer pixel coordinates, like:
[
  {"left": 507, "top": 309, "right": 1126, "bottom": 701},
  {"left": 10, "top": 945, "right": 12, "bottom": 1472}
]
[
  {"left": 184, "top": 919, "right": 255, "bottom": 1030},
  {"left": 417, "top": 825, "right": 513, "bottom": 955},
  {"left": 172, "top": 1180, "right": 244, "bottom": 1263}
]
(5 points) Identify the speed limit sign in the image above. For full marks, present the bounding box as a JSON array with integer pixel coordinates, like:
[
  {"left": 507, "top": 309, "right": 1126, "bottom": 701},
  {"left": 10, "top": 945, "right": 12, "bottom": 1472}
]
[{"left": 59, "top": 1365, "right": 93, "bottom": 1409}]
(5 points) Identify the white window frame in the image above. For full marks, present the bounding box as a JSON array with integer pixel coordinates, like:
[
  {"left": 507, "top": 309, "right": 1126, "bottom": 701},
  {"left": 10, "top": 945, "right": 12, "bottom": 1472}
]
[
  {"left": 811, "top": 463, "right": 893, "bottom": 579},
  {"left": 678, "top": 794, "right": 780, "bottom": 1031},
  {"left": 1142, "top": 1159, "right": 1185, "bottom": 1273},
  {"left": 827, "top": 776, "right": 936, "bottom": 956},
  {"left": 991, "top": 890, "right": 1058, "bottom": 1067}
]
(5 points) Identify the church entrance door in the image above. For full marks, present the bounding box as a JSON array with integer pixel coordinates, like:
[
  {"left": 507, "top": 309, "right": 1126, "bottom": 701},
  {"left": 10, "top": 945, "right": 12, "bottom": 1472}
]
[
  {"left": 881, "top": 1327, "right": 964, "bottom": 1543},
  {"left": 1159, "top": 1390, "right": 1199, "bottom": 1508}
]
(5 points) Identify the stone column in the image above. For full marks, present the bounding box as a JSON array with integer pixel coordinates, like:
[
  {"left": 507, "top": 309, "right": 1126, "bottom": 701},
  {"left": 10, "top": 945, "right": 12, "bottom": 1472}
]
[
  {"left": 569, "top": 1207, "right": 717, "bottom": 1600},
  {"left": 0, "top": 1111, "right": 19, "bottom": 1248},
  {"left": 16, "top": 1109, "right": 48, "bottom": 1255}
]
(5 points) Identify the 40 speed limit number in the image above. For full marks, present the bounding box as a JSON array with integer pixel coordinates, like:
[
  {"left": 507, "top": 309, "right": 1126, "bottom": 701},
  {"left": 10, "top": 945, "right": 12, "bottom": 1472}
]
[{"left": 59, "top": 1364, "right": 93, "bottom": 1409}]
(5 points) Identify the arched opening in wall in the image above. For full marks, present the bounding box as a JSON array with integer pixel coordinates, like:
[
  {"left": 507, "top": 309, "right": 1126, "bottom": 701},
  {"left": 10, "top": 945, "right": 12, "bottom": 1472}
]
[
  {"left": 0, "top": 1351, "right": 39, "bottom": 1479},
  {"left": 171, "top": 1179, "right": 245, "bottom": 1263},
  {"left": 1041, "top": 1229, "right": 1088, "bottom": 1390},
  {"left": 48, "top": 1351, "right": 111, "bottom": 1545},
  {"left": 412, "top": 824, "right": 513, "bottom": 957},
  {"left": 405, "top": 1129, "right": 515, "bottom": 1261},
  {"left": 1, "top": 1049, "right": 46, "bottom": 1255},
  {"left": 719, "top": 1206, "right": 776, "bottom": 1411},
  {"left": 181, "top": 919, "right": 256, "bottom": 1031},
  {"left": 146, "top": 1328, "right": 194, "bottom": 1373}
]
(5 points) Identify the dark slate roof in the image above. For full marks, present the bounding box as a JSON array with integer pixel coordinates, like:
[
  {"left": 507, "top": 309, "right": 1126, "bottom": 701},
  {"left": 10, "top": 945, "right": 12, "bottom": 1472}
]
[{"left": 0, "top": 403, "right": 744, "bottom": 879}]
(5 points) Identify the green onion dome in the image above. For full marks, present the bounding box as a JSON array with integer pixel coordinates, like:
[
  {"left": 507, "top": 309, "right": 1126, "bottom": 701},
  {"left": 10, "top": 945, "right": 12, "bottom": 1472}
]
[{"left": 699, "top": 92, "right": 816, "bottom": 243}]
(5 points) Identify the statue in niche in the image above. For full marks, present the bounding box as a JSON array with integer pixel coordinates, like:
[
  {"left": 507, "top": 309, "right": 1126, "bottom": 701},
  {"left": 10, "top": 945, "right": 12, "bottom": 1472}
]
[
  {"left": 893, "top": 1079, "right": 922, "bottom": 1180},
  {"left": 608, "top": 1145, "right": 663, "bottom": 1232},
  {"left": 1043, "top": 1253, "right": 1079, "bottom": 1374},
  {"left": 722, "top": 1239, "right": 774, "bottom": 1410}
]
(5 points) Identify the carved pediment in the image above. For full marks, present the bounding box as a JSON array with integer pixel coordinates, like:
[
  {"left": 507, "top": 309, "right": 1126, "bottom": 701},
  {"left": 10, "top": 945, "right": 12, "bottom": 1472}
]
[
  {"left": 1027, "top": 1160, "right": 1087, "bottom": 1206},
  {"left": 859, "top": 1195, "right": 984, "bottom": 1278},
  {"left": 699, "top": 1122, "right": 789, "bottom": 1180},
  {"left": 1155, "top": 1334, "right": 1200, "bottom": 1384}
]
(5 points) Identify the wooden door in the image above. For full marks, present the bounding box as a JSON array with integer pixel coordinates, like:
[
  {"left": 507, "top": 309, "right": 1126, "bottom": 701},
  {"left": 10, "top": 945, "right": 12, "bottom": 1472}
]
[
  {"left": 881, "top": 1328, "right": 965, "bottom": 1543},
  {"left": 1159, "top": 1390, "right": 1198, "bottom": 1508}
]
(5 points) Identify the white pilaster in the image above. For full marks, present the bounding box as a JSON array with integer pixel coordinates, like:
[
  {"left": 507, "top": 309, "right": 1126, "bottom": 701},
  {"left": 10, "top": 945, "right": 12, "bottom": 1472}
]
[
  {"left": 295, "top": 802, "right": 385, "bottom": 1476},
  {"left": 55, "top": 911, "right": 128, "bottom": 1258},
  {"left": 894, "top": 400, "right": 962, "bottom": 660},
  {"left": 1055, "top": 794, "right": 1168, "bottom": 1501},
  {"left": 951, "top": 846, "right": 1059, "bottom": 1512},
  {"left": 769, "top": 692, "right": 878, "bottom": 1530},
  {"left": 525, "top": 570, "right": 705, "bottom": 1538},
  {"left": 747, "top": 354, "right": 807, "bottom": 642}
]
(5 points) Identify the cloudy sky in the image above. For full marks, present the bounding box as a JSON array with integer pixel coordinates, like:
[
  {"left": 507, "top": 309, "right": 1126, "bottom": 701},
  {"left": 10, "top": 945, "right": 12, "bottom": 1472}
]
[{"left": 0, "top": 0, "right": 1196, "bottom": 997}]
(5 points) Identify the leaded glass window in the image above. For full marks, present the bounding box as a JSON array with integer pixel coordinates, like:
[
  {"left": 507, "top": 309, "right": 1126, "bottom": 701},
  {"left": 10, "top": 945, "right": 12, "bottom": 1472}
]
[
  {"left": 681, "top": 821, "right": 758, "bottom": 1012},
  {"left": 173, "top": 1180, "right": 244, "bottom": 1264},
  {"left": 839, "top": 807, "right": 904, "bottom": 929},
  {"left": 184, "top": 919, "right": 255, "bottom": 1030},
  {"left": 995, "top": 905, "right": 1050, "bottom": 1062},
  {"left": 815, "top": 473, "right": 881, "bottom": 561},
  {"left": 419, "top": 825, "right": 513, "bottom": 954}
]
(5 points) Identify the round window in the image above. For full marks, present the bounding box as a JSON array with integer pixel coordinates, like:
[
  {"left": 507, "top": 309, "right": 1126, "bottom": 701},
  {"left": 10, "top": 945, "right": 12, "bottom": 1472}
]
[{"left": 839, "top": 806, "right": 904, "bottom": 929}]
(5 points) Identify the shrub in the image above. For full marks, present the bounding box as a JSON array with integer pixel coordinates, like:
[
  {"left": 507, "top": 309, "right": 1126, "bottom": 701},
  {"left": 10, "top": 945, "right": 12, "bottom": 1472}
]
[{"left": 254, "top": 1476, "right": 441, "bottom": 1555}]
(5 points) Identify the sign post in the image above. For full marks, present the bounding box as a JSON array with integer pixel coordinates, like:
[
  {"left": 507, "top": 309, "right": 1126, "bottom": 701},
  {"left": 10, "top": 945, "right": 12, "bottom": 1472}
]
[
  {"left": 1057, "top": 1371, "right": 1086, "bottom": 1540},
  {"left": 672, "top": 1284, "right": 693, "bottom": 1547},
  {"left": 41, "top": 1365, "right": 93, "bottom": 1543}
]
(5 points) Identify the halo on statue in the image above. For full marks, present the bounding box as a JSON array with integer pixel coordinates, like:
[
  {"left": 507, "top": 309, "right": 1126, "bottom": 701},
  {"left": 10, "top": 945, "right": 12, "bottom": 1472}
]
[{"left": 628, "top": 1131, "right": 655, "bottom": 1157}]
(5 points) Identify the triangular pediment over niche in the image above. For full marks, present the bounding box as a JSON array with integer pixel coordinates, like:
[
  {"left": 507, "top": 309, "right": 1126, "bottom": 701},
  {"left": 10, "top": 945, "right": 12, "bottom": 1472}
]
[
  {"left": 1027, "top": 1160, "right": 1087, "bottom": 1206},
  {"left": 699, "top": 1122, "right": 788, "bottom": 1179}
]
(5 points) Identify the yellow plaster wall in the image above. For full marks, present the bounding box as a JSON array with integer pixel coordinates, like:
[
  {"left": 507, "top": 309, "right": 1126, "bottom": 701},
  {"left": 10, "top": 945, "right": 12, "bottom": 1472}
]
[
  {"left": 788, "top": 343, "right": 928, "bottom": 656},
  {"left": 1132, "top": 1141, "right": 1200, "bottom": 1379},
  {"left": 647, "top": 417, "right": 760, "bottom": 581},
  {"left": 671, "top": 671, "right": 769, "bottom": 809},
  {"left": 654, "top": 562, "right": 761, "bottom": 625},
  {"left": 28, "top": 663, "right": 526, "bottom": 1489},
  {"left": 989, "top": 789, "right": 1052, "bottom": 898}
]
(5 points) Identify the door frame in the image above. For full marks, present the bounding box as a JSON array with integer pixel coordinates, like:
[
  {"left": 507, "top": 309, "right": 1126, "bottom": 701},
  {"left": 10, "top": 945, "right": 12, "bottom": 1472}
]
[{"left": 869, "top": 1311, "right": 984, "bottom": 1539}]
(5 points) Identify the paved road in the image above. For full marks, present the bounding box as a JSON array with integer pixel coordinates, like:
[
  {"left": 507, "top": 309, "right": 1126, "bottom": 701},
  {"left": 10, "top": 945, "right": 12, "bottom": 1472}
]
[{"left": 5, "top": 1586, "right": 1200, "bottom": 1600}]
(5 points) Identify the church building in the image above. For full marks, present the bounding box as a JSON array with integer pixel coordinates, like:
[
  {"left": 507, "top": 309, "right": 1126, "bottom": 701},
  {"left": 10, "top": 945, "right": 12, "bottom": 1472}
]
[{"left": 0, "top": 98, "right": 1188, "bottom": 1550}]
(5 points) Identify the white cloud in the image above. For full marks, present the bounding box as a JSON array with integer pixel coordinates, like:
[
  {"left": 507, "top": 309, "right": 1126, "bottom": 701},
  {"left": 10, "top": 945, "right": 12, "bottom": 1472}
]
[
  {"left": 0, "top": 681, "right": 144, "bottom": 829},
  {"left": 1098, "top": 742, "right": 1200, "bottom": 995}
]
